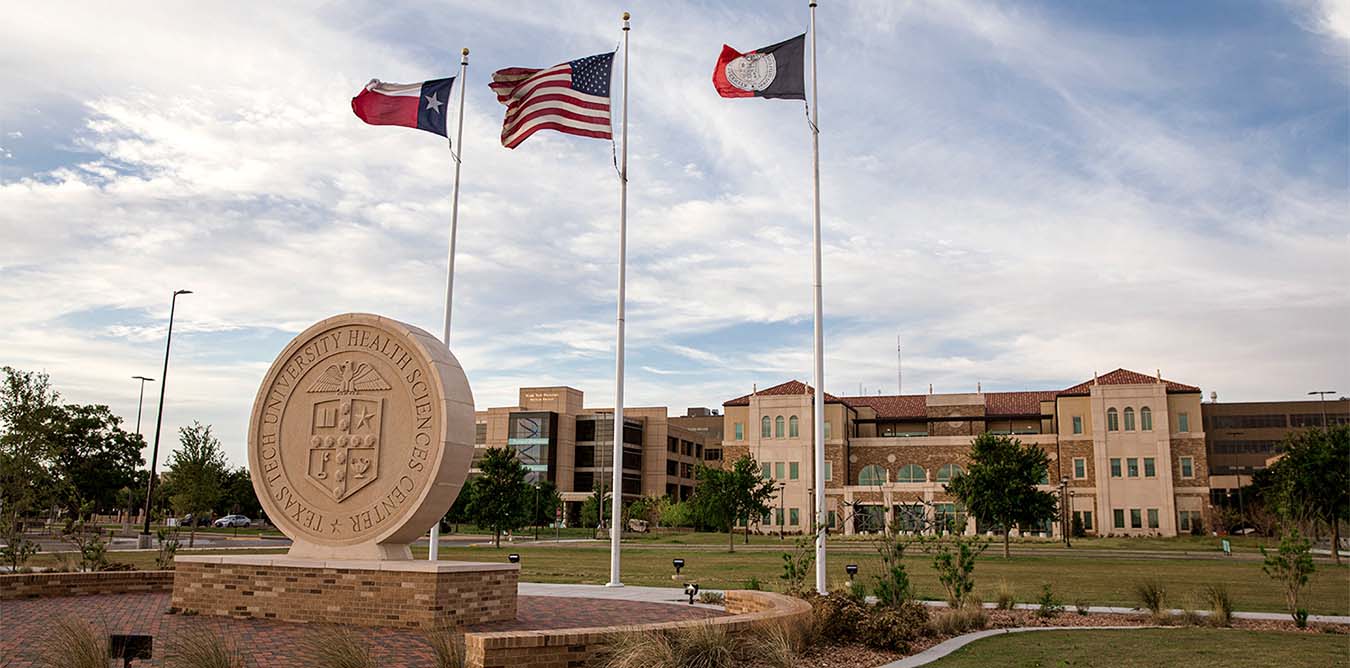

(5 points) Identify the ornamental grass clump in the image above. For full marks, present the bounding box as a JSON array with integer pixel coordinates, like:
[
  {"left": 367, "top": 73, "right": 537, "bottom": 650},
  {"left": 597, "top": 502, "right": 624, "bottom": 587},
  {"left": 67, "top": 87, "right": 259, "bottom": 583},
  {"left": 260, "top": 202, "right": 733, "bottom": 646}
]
[
  {"left": 166, "top": 626, "right": 243, "bottom": 668},
  {"left": 423, "top": 626, "right": 466, "bottom": 668},
  {"left": 37, "top": 617, "right": 108, "bottom": 668},
  {"left": 306, "top": 625, "right": 375, "bottom": 668},
  {"left": 1134, "top": 580, "right": 1168, "bottom": 621},
  {"left": 749, "top": 620, "right": 813, "bottom": 668},
  {"left": 1202, "top": 583, "right": 1234, "bottom": 627},
  {"left": 994, "top": 579, "right": 1017, "bottom": 610},
  {"left": 927, "top": 604, "right": 989, "bottom": 636}
]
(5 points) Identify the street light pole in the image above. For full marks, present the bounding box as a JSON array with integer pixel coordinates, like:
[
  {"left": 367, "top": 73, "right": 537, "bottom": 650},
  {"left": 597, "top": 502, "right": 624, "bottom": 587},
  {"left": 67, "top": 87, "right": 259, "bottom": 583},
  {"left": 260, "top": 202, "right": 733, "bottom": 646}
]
[
  {"left": 131, "top": 376, "right": 154, "bottom": 437},
  {"left": 1308, "top": 390, "right": 1338, "bottom": 428},
  {"left": 1059, "top": 476, "right": 1070, "bottom": 547},
  {"left": 139, "top": 290, "right": 191, "bottom": 547},
  {"left": 778, "top": 482, "right": 786, "bottom": 541}
]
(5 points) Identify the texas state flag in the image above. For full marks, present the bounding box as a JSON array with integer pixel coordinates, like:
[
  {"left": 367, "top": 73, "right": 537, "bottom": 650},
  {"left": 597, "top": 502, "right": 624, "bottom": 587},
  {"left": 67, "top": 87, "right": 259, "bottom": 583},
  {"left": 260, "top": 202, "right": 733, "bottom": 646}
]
[{"left": 351, "top": 77, "right": 456, "bottom": 138}]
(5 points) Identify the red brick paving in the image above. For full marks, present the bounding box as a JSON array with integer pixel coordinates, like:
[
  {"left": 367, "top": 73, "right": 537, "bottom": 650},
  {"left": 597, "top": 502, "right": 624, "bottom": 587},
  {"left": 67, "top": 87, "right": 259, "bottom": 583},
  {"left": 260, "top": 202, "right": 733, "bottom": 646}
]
[{"left": 0, "top": 592, "right": 723, "bottom": 667}]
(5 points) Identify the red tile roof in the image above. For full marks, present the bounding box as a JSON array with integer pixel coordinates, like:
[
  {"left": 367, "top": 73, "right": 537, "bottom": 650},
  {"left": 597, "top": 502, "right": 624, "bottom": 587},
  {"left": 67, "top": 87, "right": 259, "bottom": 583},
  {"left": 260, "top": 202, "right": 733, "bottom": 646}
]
[
  {"left": 1058, "top": 368, "right": 1201, "bottom": 396},
  {"left": 722, "top": 380, "right": 848, "bottom": 407},
  {"left": 840, "top": 394, "right": 927, "bottom": 418},
  {"left": 985, "top": 391, "right": 1060, "bottom": 416}
]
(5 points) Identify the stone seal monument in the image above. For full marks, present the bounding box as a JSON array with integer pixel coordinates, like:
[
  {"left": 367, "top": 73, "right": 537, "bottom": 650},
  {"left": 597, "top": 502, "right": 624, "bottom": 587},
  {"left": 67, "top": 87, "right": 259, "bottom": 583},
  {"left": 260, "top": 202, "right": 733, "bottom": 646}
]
[{"left": 171, "top": 313, "right": 518, "bottom": 629}]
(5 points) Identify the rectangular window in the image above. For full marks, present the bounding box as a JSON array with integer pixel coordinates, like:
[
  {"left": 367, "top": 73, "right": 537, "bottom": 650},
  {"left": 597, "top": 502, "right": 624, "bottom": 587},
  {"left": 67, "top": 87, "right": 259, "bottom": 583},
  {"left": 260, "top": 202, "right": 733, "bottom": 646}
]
[
  {"left": 1143, "top": 457, "right": 1156, "bottom": 478},
  {"left": 1130, "top": 509, "right": 1142, "bottom": 529},
  {"left": 789, "top": 462, "right": 799, "bottom": 480},
  {"left": 1113, "top": 509, "right": 1125, "bottom": 529},
  {"left": 761, "top": 463, "right": 771, "bottom": 480},
  {"left": 1110, "top": 458, "right": 1122, "bottom": 478},
  {"left": 824, "top": 462, "right": 833, "bottom": 482},
  {"left": 775, "top": 507, "right": 785, "bottom": 526},
  {"left": 789, "top": 508, "right": 800, "bottom": 525},
  {"left": 1072, "top": 416, "right": 1083, "bottom": 434},
  {"left": 1147, "top": 508, "right": 1159, "bottom": 529},
  {"left": 824, "top": 421, "right": 832, "bottom": 439},
  {"left": 1180, "top": 457, "right": 1194, "bottom": 478},
  {"left": 828, "top": 510, "right": 837, "bottom": 528},
  {"left": 1082, "top": 510, "right": 1093, "bottom": 531},
  {"left": 1073, "top": 458, "right": 1086, "bottom": 479},
  {"left": 775, "top": 462, "right": 786, "bottom": 480},
  {"left": 1178, "top": 412, "right": 1190, "bottom": 432},
  {"left": 1127, "top": 458, "right": 1139, "bottom": 478},
  {"left": 734, "top": 422, "right": 743, "bottom": 440}
]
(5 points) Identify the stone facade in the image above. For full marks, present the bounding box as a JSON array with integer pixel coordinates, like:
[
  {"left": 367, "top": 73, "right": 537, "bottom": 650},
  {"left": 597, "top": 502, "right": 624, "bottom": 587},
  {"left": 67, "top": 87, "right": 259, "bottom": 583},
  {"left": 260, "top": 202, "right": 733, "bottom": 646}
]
[
  {"left": 171, "top": 556, "right": 517, "bottom": 630},
  {"left": 1170, "top": 437, "right": 1209, "bottom": 488},
  {"left": 0, "top": 570, "right": 174, "bottom": 600},
  {"left": 464, "top": 590, "right": 810, "bottom": 668}
]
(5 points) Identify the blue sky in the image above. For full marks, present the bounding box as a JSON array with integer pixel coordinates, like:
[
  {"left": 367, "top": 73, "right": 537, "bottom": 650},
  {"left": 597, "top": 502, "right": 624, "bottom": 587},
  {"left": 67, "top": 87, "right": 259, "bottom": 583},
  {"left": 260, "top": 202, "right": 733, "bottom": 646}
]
[{"left": 2, "top": 0, "right": 1347, "bottom": 468}]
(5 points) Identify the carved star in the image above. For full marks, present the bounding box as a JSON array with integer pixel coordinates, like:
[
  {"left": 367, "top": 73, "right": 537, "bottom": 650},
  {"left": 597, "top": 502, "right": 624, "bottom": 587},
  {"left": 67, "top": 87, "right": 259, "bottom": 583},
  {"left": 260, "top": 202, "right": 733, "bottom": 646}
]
[
  {"left": 355, "top": 406, "right": 374, "bottom": 429},
  {"left": 425, "top": 93, "right": 443, "bottom": 113}
]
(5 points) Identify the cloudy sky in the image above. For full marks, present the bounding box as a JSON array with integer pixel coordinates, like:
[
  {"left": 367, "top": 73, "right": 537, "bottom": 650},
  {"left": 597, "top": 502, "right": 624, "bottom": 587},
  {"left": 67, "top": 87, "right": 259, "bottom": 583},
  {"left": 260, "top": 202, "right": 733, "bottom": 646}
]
[{"left": 2, "top": 1, "right": 1347, "bottom": 468}]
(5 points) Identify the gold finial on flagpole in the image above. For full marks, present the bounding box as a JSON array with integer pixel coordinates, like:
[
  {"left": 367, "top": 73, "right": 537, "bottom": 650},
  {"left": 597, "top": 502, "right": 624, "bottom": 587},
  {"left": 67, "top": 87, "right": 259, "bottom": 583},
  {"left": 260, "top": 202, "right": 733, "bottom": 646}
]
[
  {"left": 623, "top": 11, "right": 631, "bottom": 30},
  {"left": 462, "top": 47, "right": 469, "bottom": 56}
]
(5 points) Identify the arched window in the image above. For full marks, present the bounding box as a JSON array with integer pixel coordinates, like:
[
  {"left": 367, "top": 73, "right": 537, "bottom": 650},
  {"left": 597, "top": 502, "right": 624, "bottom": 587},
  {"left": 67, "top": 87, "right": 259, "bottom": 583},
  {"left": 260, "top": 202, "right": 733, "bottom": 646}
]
[
  {"left": 896, "top": 464, "right": 926, "bottom": 483},
  {"left": 1107, "top": 408, "right": 1119, "bottom": 431},
  {"left": 1123, "top": 407, "right": 1136, "bottom": 431},
  {"left": 789, "top": 415, "right": 799, "bottom": 438},
  {"left": 761, "top": 416, "right": 771, "bottom": 438},
  {"left": 858, "top": 464, "right": 887, "bottom": 486},
  {"left": 1140, "top": 406, "right": 1153, "bottom": 431},
  {"left": 774, "top": 415, "right": 785, "bottom": 438},
  {"left": 936, "top": 464, "right": 965, "bottom": 482}
]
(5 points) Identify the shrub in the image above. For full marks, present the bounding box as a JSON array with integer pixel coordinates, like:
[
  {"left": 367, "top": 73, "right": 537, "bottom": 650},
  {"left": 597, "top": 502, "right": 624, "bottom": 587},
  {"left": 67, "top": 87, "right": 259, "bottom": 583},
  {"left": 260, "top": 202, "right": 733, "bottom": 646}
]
[
  {"left": 1294, "top": 608, "right": 1310, "bottom": 629},
  {"left": 1035, "top": 584, "right": 1064, "bottom": 619},
  {"left": 925, "top": 534, "right": 989, "bottom": 609},
  {"left": 848, "top": 577, "right": 868, "bottom": 602},
  {"left": 1, "top": 521, "right": 40, "bottom": 570},
  {"left": 745, "top": 576, "right": 763, "bottom": 591},
  {"left": 167, "top": 626, "right": 243, "bottom": 668},
  {"left": 37, "top": 617, "right": 107, "bottom": 668},
  {"left": 858, "top": 601, "right": 930, "bottom": 652},
  {"left": 306, "top": 625, "right": 374, "bottom": 668},
  {"left": 64, "top": 527, "right": 108, "bottom": 572},
  {"left": 1262, "top": 530, "right": 1315, "bottom": 625},
  {"left": 872, "top": 532, "right": 916, "bottom": 607},
  {"left": 422, "top": 627, "right": 465, "bottom": 668},
  {"left": 1135, "top": 580, "right": 1167, "bottom": 618},
  {"left": 697, "top": 590, "right": 725, "bottom": 605},
  {"left": 927, "top": 605, "right": 988, "bottom": 636},
  {"left": 779, "top": 536, "right": 815, "bottom": 596},
  {"left": 1202, "top": 584, "right": 1233, "bottom": 627},
  {"left": 156, "top": 528, "right": 181, "bottom": 570},
  {"left": 1074, "top": 598, "right": 1090, "bottom": 616},
  {"left": 811, "top": 591, "right": 867, "bottom": 644},
  {"left": 995, "top": 579, "right": 1016, "bottom": 610}
]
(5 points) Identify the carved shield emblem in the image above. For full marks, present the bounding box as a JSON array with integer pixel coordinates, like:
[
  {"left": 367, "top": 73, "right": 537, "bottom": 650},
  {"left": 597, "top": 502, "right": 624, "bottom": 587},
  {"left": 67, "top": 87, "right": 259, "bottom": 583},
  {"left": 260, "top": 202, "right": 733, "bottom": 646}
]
[{"left": 305, "top": 361, "right": 390, "bottom": 501}]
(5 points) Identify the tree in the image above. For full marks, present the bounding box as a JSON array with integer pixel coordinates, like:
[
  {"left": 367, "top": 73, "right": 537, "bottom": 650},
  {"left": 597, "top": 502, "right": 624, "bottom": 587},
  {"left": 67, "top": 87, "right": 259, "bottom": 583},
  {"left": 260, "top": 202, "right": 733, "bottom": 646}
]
[
  {"left": 0, "top": 367, "right": 63, "bottom": 523},
  {"left": 466, "top": 447, "right": 530, "bottom": 547},
  {"left": 48, "top": 404, "right": 144, "bottom": 520},
  {"left": 166, "top": 422, "right": 228, "bottom": 548},
  {"left": 690, "top": 454, "right": 776, "bottom": 553},
  {"left": 946, "top": 433, "right": 1058, "bottom": 558},
  {"left": 219, "top": 467, "right": 262, "bottom": 520},
  {"left": 580, "top": 487, "right": 610, "bottom": 532},
  {"left": 1262, "top": 529, "right": 1316, "bottom": 625},
  {"left": 1265, "top": 426, "right": 1349, "bottom": 564},
  {"left": 525, "top": 479, "right": 561, "bottom": 529}
]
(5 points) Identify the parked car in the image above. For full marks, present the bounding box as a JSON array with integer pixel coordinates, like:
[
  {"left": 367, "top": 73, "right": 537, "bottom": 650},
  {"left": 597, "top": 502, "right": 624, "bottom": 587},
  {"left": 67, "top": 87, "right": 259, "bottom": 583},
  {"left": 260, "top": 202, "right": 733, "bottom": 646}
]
[
  {"left": 213, "top": 515, "right": 252, "bottom": 528},
  {"left": 179, "top": 513, "right": 213, "bottom": 527}
]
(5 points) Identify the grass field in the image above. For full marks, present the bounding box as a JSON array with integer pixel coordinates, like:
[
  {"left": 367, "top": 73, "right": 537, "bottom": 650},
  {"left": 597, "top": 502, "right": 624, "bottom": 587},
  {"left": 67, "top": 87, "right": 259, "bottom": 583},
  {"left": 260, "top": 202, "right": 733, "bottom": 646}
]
[
  {"left": 923, "top": 628, "right": 1350, "bottom": 667},
  {"left": 24, "top": 538, "right": 1349, "bottom": 616}
]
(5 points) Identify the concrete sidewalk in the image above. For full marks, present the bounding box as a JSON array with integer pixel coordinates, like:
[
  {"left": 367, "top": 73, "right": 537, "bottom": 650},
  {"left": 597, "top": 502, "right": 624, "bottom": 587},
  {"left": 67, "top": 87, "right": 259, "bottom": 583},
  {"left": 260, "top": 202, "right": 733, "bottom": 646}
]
[{"left": 520, "top": 582, "right": 723, "bottom": 610}]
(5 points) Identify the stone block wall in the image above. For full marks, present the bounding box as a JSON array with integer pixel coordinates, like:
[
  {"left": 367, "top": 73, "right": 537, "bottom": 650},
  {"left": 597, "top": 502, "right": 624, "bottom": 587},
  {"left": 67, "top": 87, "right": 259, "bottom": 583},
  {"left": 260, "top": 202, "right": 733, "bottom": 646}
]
[
  {"left": 171, "top": 556, "right": 517, "bottom": 630},
  {"left": 0, "top": 570, "right": 175, "bottom": 600}
]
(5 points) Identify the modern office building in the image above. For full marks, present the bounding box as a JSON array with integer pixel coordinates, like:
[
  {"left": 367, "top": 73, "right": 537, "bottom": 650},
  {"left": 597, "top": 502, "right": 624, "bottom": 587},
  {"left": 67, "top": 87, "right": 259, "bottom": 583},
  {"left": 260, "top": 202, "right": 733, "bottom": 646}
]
[
  {"left": 1202, "top": 397, "right": 1350, "bottom": 500},
  {"left": 474, "top": 386, "right": 711, "bottom": 525},
  {"left": 670, "top": 408, "right": 725, "bottom": 463},
  {"left": 719, "top": 369, "right": 1211, "bottom": 538}
]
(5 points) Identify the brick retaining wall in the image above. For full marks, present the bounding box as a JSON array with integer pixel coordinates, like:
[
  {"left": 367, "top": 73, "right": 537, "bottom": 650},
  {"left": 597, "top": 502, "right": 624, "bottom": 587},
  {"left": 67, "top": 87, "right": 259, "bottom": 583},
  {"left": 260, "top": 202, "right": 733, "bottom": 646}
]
[
  {"left": 463, "top": 590, "right": 811, "bottom": 668},
  {"left": 171, "top": 555, "right": 518, "bottom": 630},
  {"left": 0, "top": 570, "right": 175, "bottom": 600}
]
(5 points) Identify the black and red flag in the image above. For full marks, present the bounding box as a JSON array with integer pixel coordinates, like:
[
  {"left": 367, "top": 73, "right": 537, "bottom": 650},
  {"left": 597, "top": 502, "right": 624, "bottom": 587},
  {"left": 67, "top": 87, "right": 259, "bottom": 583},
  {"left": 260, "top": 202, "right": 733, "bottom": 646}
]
[{"left": 712, "top": 34, "right": 805, "bottom": 100}]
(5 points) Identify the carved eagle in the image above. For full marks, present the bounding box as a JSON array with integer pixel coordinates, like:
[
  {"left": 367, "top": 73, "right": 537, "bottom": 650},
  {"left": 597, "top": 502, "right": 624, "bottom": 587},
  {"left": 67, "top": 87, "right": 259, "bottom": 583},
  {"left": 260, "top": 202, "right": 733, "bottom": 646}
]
[{"left": 307, "top": 361, "right": 392, "bottom": 394}]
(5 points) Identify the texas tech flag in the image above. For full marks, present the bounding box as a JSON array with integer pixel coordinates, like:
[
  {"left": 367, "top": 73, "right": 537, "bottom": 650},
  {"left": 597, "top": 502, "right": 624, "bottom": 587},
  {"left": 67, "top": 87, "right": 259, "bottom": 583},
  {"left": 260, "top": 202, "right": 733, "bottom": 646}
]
[
  {"left": 712, "top": 34, "right": 805, "bottom": 100},
  {"left": 351, "top": 77, "right": 456, "bottom": 138}
]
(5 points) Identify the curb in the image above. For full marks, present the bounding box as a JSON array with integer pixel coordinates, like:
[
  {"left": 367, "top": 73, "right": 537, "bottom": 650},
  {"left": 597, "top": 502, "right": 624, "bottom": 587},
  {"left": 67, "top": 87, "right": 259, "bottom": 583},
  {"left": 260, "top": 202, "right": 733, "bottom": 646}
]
[{"left": 879, "top": 625, "right": 1167, "bottom": 668}]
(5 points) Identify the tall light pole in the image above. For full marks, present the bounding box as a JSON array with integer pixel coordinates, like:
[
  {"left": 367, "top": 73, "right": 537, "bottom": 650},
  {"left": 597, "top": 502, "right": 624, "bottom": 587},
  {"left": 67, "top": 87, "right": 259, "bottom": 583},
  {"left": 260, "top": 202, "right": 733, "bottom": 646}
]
[
  {"left": 778, "top": 482, "right": 787, "bottom": 541},
  {"left": 1059, "top": 476, "right": 1070, "bottom": 547},
  {"left": 1308, "top": 391, "right": 1338, "bottom": 428},
  {"left": 139, "top": 289, "right": 191, "bottom": 547},
  {"left": 131, "top": 376, "right": 155, "bottom": 436}
]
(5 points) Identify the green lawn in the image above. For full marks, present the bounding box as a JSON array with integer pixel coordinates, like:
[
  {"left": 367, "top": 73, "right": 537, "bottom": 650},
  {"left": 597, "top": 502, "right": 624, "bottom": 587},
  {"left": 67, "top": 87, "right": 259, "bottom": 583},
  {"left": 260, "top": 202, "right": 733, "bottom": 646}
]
[
  {"left": 621, "top": 531, "right": 1290, "bottom": 555},
  {"left": 924, "top": 628, "right": 1350, "bottom": 667}
]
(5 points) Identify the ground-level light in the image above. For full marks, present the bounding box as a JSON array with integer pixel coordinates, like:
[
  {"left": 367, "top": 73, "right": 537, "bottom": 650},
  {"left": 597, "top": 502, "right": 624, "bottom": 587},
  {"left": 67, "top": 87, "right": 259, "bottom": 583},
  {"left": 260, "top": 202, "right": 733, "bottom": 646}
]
[
  {"left": 672, "top": 558, "right": 685, "bottom": 575},
  {"left": 845, "top": 564, "right": 859, "bottom": 581},
  {"left": 507, "top": 553, "right": 520, "bottom": 564}
]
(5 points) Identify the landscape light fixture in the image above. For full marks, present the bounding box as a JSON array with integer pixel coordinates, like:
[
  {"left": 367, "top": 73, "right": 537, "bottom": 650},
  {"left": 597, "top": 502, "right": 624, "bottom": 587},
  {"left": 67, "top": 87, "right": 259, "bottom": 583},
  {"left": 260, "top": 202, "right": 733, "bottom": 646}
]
[
  {"left": 507, "top": 553, "right": 520, "bottom": 564},
  {"left": 845, "top": 564, "right": 859, "bottom": 581},
  {"left": 672, "top": 558, "right": 685, "bottom": 576},
  {"left": 684, "top": 582, "right": 700, "bottom": 604}
]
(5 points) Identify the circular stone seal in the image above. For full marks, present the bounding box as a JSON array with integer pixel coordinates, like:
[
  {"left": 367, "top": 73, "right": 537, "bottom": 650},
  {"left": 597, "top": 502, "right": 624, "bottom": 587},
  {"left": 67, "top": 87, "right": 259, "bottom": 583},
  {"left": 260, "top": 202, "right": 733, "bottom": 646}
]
[{"left": 247, "top": 313, "right": 473, "bottom": 560}]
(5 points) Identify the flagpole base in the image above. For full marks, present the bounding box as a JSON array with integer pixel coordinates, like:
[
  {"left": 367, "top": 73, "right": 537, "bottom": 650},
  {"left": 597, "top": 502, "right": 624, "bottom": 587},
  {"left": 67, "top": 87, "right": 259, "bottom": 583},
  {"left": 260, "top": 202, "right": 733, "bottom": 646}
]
[{"left": 605, "top": 581, "right": 625, "bottom": 588}]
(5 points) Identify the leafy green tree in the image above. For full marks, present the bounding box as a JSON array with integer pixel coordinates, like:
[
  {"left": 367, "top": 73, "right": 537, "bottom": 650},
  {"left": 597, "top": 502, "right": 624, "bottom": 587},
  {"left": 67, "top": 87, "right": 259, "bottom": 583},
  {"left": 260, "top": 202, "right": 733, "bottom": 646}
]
[
  {"left": 1262, "top": 529, "right": 1316, "bottom": 625},
  {"left": 690, "top": 454, "right": 777, "bottom": 552},
  {"left": 443, "top": 483, "right": 474, "bottom": 531},
  {"left": 1265, "top": 426, "right": 1349, "bottom": 564},
  {"left": 466, "top": 447, "right": 530, "bottom": 547},
  {"left": 48, "top": 404, "right": 143, "bottom": 520},
  {"left": 525, "top": 479, "right": 561, "bottom": 528},
  {"left": 946, "top": 433, "right": 1058, "bottom": 558},
  {"left": 166, "top": 422, "right": 228, "bottom": 547},
  {"left": 580, "top": 487, "right": 610, "bottom": 531},
  {"left": 0, "top": 367, "right": 63, "bottom": 522},
  {"left": 219, "top": 467, "right": 262, "bottom": 519}
]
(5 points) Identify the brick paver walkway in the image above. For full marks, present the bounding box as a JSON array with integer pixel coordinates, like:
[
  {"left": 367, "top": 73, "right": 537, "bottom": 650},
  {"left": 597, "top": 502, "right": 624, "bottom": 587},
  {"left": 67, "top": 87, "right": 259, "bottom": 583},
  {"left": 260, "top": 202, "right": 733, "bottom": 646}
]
[{"left": 0, "top": 592, "right": 723, "bottom": 667}]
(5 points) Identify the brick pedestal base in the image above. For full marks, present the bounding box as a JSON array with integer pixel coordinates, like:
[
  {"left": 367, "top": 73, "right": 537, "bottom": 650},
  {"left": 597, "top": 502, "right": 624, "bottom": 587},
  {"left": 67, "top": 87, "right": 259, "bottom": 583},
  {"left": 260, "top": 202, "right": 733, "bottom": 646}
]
[{"left": 171, "top": 555, "right": 518, "bottom": 630}]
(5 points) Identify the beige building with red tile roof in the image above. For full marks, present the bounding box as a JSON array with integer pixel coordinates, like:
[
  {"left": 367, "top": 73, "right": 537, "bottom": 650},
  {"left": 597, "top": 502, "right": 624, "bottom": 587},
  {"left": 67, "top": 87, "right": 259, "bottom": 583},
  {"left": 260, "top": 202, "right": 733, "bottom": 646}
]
[{"left": 719, "top": 368, "right": 1211, "bottom": 538}]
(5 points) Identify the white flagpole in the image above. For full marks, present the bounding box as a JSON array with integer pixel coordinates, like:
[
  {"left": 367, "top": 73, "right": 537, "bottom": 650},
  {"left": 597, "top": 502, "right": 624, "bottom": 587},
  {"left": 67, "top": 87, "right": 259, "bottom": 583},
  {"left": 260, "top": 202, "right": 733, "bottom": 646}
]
[
  {"left": 429, "top": 47, "right": 470, "bottom": 562},
  {"left": 607, "top": 11, "right": 631, "bottom": 588},
  {"left": 808, "top": 0, "right": 828, "bottom": 596}
]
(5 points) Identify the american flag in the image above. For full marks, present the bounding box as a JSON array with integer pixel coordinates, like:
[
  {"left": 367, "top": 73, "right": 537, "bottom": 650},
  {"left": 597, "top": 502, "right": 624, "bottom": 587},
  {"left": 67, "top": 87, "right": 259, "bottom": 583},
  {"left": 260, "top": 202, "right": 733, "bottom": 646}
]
[{"left": 490, "top": 52, "right": 614, "bottom": 149}]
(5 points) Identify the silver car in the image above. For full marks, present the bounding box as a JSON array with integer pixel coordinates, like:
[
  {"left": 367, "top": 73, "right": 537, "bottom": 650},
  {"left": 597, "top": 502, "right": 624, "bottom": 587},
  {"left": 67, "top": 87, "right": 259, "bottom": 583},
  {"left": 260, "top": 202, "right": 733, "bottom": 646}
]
[{"left": 212, "top": 515, "right": 251, "bottom": 528}]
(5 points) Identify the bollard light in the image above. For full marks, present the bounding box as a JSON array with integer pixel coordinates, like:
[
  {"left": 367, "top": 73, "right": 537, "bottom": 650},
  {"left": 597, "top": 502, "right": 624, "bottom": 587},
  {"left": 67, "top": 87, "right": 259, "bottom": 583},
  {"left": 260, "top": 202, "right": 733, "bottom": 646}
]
[
  {"left": 684, "top": 582, "right": 700, "bottom": 604},
  {"left": 672, "top": 558, "right": 685, "bottom": 575},
  {"left": 845, "top": 564, "right": 859, "bottom": 581},
  {"left": 507, "top": 553, "right": 520, "bottom": 564}
]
